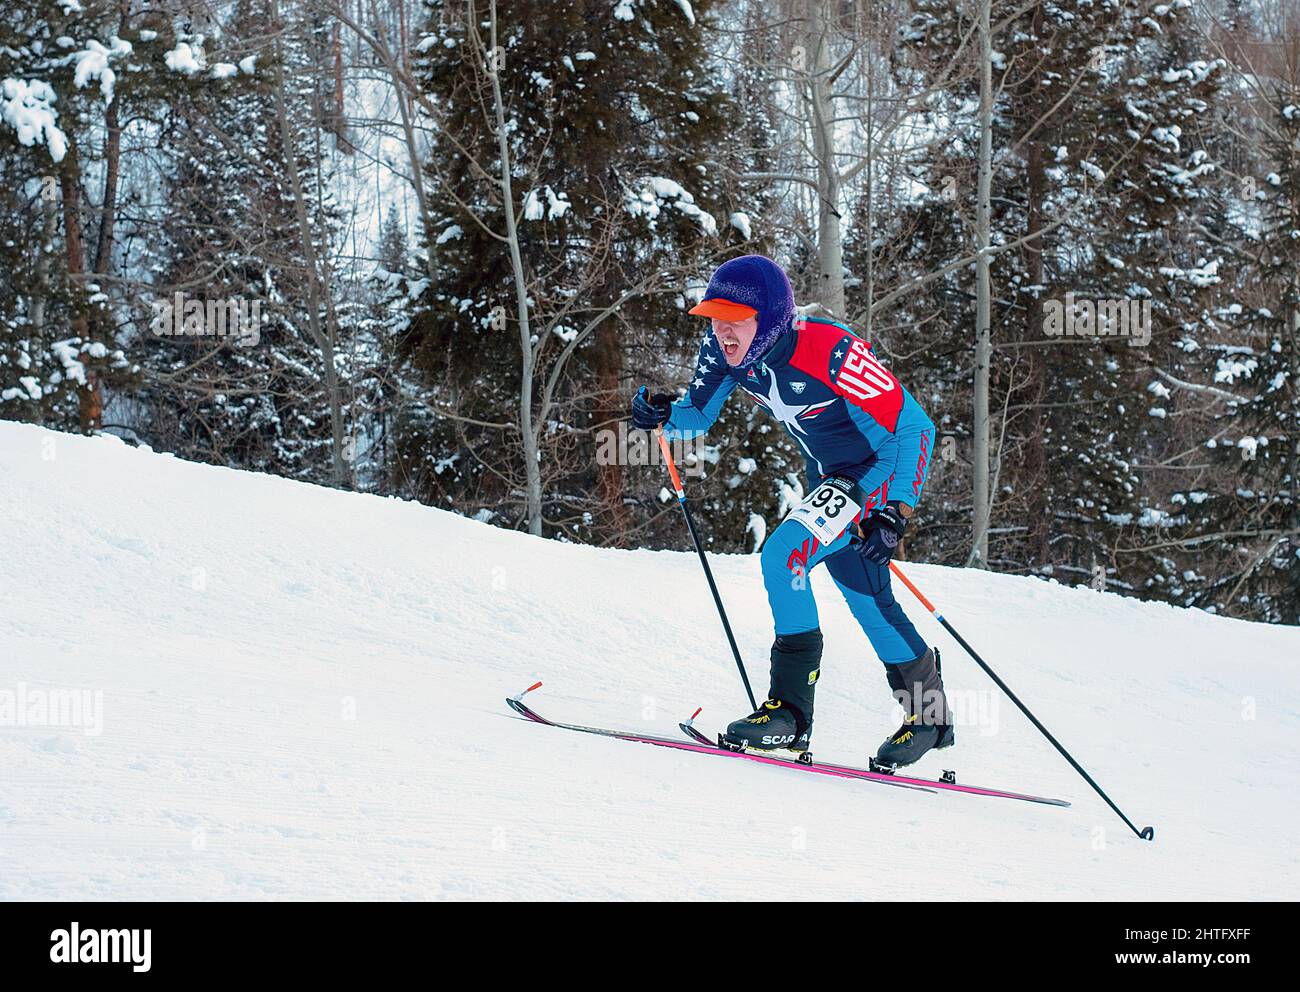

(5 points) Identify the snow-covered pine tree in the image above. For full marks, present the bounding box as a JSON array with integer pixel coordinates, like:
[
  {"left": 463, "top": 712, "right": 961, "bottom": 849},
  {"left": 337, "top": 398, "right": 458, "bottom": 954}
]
[
  {"left": 349, "top": 204, "right": 422, "bottom": 494},
  {"left": 134, "top": 1, "right": 352, "bottom": 486},
  {"left": 1174, "top": 91, "right": 1300, "bottom": 622},
  {"left": 0, "top": 0, "right": 152, "bottom": 431},
  {"left": 0, "top": 151, "right": 82, "bottom": 428},
  {"left": 884, "top": 0, "right": 1226, "bottom": 596},
  {"left": 401, "top": 0, "right": 759, "bottom": 542}
]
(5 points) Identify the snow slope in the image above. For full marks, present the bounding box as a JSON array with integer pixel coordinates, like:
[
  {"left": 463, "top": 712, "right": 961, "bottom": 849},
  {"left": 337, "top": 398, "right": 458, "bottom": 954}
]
[{"left": 2, "top": 422, "right": 1297, "bottom": 900}]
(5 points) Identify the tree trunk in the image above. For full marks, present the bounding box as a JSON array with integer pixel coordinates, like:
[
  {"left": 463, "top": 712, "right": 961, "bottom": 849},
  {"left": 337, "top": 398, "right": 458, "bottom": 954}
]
[
  {"left": 808, "top": 0, "right": 844, "bottom": 318},
  {"left": 387, "top": 47, "right": 438, "bottom": 284},
  {"left": 595, "top": 319, "right": 628, "bottom": 545},
  {"left": 1023, "top": 136, "right": 1050, "bottom": 565},
  {"left": 93, "top": 86, "right": 121, "bottom": 276},
  {"left": 59, "top": 141, "right": 100, "bottom": 433},
  {"left": 863, "top": 40, "right": 874, "bottom": 339},
  {"left": 485, "top": 0, "right": 544, "bottom": 536},
  {"left": 30, "top": 195, "right": 57, "bottom": 339},
  {"left": 970, "top": 0, "right": 993, "bottom": 567},
  {"left": 330, "top": 21, "right": 352, "bottom": 151},
  {"left": 1288, "top": 262, "right": 1299, "bottom": 538}
]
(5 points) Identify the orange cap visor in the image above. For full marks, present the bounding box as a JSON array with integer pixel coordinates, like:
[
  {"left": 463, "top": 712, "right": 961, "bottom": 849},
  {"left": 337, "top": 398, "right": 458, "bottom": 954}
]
[{"left": 688, "top": 298, "right": 758, "bottom": 321}]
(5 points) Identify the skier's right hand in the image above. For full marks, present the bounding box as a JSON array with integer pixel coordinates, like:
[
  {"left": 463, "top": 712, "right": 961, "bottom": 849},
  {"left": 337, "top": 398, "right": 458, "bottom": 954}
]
[
  {"left": 855, "top": 502, "right": 909, "bottom": 566},
  {"left": 631, "top": 386, "right": 674, "bottom": 430}
]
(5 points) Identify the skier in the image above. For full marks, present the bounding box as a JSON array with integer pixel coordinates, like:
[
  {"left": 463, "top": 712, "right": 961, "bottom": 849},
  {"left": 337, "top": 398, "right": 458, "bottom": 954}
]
[{"left": 630, "top": 254, "right": 952, "bottom": 770}]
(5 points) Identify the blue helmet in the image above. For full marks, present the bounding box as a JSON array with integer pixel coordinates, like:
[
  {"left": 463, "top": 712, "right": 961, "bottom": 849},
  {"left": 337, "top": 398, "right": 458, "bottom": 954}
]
[{"left": 689, "top": 254, "right": 796, "bottom": 366}]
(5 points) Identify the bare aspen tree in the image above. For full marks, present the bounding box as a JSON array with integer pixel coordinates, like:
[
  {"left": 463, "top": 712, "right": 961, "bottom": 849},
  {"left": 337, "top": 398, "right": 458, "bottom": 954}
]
[
  {"left": 342, "top": 0, "right": 701, "bottom": 537},
  {"left": 971, "top": 0, "right": 993, "bottom": 567},
  {"left": 466, "top": 1, "right": 544, "bottom": 535},
  {"left": 805, "top": 0, "right": 845, "bottom": 318}
]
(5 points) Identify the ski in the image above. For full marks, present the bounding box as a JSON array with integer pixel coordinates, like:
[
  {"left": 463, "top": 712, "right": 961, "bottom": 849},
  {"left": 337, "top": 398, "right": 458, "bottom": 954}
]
[
  {"left": 506, "top": 684, "right": 934, "bottom": 794},
  {"left": 678, "top": 711, "right": 1071, "bottom": 808}
]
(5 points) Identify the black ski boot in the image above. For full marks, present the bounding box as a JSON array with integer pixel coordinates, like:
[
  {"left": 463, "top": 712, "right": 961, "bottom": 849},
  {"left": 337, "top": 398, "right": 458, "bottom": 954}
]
[
  {"left": 872, "top": 647, "right": 954, "bottom": 771},
  {"left": 721, "top": 698, "right": 799, "bottom": 751},
  {"left": 723, "top": 629, "right": 822, "bottom": 755}
]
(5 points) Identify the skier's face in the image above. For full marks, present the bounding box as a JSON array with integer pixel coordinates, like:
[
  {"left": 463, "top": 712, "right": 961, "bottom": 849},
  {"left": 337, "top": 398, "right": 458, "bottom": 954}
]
[{"left": 712, "top": 316, "right": 758, "bottom": 366}]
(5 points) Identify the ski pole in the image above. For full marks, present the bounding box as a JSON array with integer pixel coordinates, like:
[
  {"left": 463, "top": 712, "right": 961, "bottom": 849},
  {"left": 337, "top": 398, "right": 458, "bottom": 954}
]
[
  {"left": 654, "top": 429, "right": 757, "bottom": 710},
  {"left": 889, "top": 562, "right": 1156, "bottom": 842}
]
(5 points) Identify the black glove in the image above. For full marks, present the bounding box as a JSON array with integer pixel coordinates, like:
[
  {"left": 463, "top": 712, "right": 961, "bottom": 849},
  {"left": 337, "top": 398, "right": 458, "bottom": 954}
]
[
  {"left": 855, "top": 502, "right": 909, "bottom": 566},
  {"left": 631, "top": 385, "right": 674, "bottom": 430}
]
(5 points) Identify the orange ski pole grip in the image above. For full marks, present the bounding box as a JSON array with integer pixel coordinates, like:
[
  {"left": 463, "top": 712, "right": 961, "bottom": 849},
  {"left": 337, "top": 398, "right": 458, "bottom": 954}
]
[{"left": 655, "top": 430, "right": 686, "bottom": 499}]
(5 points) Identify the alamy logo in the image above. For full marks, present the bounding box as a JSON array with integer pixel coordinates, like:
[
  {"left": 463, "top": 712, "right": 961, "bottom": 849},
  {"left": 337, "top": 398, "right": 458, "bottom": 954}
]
[
  {"left": 50, "top": 923, "right": 151, "bottom": 972},
  {"left": 0, "top": 682, "right": 102, "bottom": 736},
  {"left": 150, "top": 292, "right": 262, "bottom": 346},
  {"left": 594, "top": 422, "right": 705, "bottom": 478},
  {"left": 1043, "top": 294, "right": 1151, "bottom": 347}
]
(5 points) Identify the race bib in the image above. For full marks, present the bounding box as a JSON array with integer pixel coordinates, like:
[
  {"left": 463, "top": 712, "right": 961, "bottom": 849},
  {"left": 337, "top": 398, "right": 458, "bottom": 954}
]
[{"left": 786, "top": 477, "right": 862, "bottom": 544}]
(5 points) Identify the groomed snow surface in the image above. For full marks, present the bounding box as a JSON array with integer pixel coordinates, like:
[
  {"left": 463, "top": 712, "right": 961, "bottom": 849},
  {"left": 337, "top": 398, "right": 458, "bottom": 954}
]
[{"left": 2, "top": 422, "right": 1297, "bottom": 900}]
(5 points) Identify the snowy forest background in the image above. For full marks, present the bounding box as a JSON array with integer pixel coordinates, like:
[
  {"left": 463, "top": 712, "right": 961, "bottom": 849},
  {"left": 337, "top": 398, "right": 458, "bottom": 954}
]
[{"left": 2, "top": 0, "right": 1297, "bottom": 624}]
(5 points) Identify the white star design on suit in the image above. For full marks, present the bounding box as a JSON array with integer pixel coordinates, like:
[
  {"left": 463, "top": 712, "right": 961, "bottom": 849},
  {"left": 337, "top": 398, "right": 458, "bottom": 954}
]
[
  {"left": 833, "top": 349, "right": 844, "bottom": 359},
  {"left": 752, "top": 375, "right": 835, "bottom": 437},
  {"left": 692, "top": 377, "right": 705, "bottom": 388}
]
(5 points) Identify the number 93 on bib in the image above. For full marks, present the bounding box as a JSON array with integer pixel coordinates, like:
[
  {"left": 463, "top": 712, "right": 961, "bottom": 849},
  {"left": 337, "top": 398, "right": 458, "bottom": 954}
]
[{"left": 785, "top": 476, "right": 863, "bottom": 544}]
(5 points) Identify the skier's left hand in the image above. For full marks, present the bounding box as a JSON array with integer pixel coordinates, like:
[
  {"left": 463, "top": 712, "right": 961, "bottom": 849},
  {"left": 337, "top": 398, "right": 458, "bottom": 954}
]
[
  {"left": 855, "top": 502, "right": 910, "bottom": 566},
  {"left": 631, "top": 386, "right": 674, "bottom": 430}
]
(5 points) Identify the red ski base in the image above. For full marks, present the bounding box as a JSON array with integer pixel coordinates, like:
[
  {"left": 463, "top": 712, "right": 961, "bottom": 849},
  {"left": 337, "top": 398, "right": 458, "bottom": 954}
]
[
  {"left": 507, "top": 685, "right": 1071, "bottom": 807},
  {"left": 507, "top": 694, "right": 931, "bottom": 793},
  {"left": 678, "top": 719, "right": 1069, "bottom": 806}
]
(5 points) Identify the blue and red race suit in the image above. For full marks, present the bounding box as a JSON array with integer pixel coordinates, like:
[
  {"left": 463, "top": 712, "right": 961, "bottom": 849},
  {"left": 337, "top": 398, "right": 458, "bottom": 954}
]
[{"left": 661, "top": 316, "right": 935, "bottom": 663}]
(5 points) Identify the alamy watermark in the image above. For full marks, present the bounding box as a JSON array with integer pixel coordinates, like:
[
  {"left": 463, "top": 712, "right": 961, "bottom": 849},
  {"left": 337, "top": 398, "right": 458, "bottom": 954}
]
[
  {"left": 890, "top": 686, "right": 1000, "bottom": 738},
  {"left": 0, "top": 682, "right": 103, "bottom": 736},
  {"left": 1043, "top": 293, "right": 1151, "bottom": 348},
  {"left": 50, "top": 923, "right": 150, "bottom": 972},
  {"left": 596, "top": 422, "right": 706, "bottom": 479},
  {"left": 150, "top": 291, "right": 263, "bottom": 346}
]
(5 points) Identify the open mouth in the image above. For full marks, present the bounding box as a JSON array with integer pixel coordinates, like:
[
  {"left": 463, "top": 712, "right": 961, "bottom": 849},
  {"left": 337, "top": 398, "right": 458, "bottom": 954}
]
[{"left": 721, "top": 339, "right": 741, "bottom": 359}]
